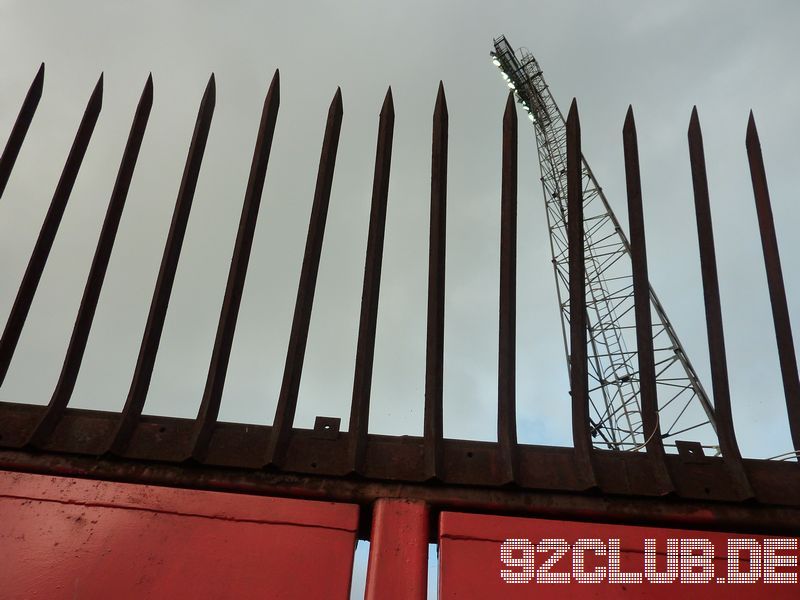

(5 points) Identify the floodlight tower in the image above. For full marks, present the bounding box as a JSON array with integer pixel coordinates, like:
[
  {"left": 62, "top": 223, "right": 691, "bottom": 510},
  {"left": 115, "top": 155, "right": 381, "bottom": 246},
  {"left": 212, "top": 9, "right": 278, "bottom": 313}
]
[{"left": 491, "top": 35, "right": 718, "bottom": 452}]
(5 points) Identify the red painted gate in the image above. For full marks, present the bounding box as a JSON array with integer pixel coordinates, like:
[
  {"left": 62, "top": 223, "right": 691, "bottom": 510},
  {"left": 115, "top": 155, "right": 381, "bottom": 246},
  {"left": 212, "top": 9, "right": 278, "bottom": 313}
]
[
  {"left": 438, "top": 512, "right": 798, "bottom": 598},
  {"left": 0, "top": 470, "right": 359, "bottom": 599}
]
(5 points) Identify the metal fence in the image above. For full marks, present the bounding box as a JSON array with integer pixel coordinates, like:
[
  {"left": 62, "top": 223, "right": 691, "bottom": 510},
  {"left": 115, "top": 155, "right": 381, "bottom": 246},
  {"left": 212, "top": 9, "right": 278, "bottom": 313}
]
[{"left": 0, "top": 66, "right": 798, "bottom": 534}]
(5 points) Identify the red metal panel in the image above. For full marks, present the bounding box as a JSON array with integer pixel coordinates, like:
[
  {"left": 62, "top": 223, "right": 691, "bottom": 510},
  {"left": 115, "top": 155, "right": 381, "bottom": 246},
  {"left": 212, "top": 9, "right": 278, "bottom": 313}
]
[
  {"left": 365, "top": 499, "right": 429, "bottom": 600},
  {"left": 439, "top": 511, "right": 799, "bottom": 598},
  {"left": 0, "top": 470, "right": 358, "bottom": 599}
]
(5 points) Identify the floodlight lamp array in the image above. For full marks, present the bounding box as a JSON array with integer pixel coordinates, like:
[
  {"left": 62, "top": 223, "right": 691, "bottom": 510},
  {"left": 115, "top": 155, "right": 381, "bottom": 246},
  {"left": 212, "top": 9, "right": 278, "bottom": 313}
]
[{"left": 490, "top": 52, "right": 536, "bottom": 124}]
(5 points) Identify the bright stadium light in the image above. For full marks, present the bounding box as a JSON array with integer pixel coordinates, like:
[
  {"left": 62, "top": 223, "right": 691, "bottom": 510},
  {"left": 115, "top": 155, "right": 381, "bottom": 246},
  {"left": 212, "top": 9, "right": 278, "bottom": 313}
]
[
  {"left": 492, "top": 58, "right": 501, "bottom": 67},
  {"left": 507, "top": 81, "right": 515, "bottom": 89},
  {"left": 527, "top": 113, "right": 535, "bottom": 122},
  {"left": 501, "top": 72, "right": 509, "bottom": 81}
]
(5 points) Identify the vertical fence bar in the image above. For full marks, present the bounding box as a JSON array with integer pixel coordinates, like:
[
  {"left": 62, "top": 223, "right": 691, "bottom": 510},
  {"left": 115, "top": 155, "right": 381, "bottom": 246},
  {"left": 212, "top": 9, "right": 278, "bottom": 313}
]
[
  {"left": 0, "top": 74, "right": 103, "bottom": 387},
  {"left": 364, "top": 499, "right": 430, "bottom": 600},
  {"left": 348, "top": 88, "right": 394, "bottom": 473},
  {"left": 566, "top": 99, "right": 597, "bottom": 489},
  {"left": 108, "top": 75, "right": 216, "bottom": 454},
  {"left": 264, "top": 88, "right": 343, "bottom": 467},
  {"left": 28, "top": 75, "right": 154, "bottom": 447},
  {"left": 424, "top": 82, "right": 447, "bottom": 480},
  {"left": 190, "top": 70, "right": 281, "bottom": 461},
  {"left": 0, "top": 63, "right": 45, "bottom": 199},
  {"left": 687, "top": 107, "right": 753, "bottom": 497},
  {"left": 746, "top": 113, "right": 800, "bottom": 455},
  {"left": 622, "top": 106, "right": 673, "bottom": 492},
  {"left": 498, "top": 91, "right": 519, "bottom": 483}
]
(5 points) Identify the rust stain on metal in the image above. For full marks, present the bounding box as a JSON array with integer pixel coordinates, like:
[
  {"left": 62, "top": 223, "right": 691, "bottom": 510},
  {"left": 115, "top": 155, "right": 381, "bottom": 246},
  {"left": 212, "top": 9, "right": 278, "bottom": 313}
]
[
  {"left": 424, "top": 81, "right": 447, "bottom": 481},
  {"left": 498, "top": 91, "right": 519, "bottom": 483},
  {"left": 687, "top": 107, "right": 754, "bottom": 500},
  {"left": 746, "top": 112, "right": 800, "bottom": 453},
  {"left": 348, "top": 87, "right": 394, "bottom": 474},
  {"left": 265, "top": 87, "right": 344, "bottom": 468},
  {"left": 29, "top": 75, "right": 154, "bottom": 448},
  {"left": 622, "top": 106, "right": 673, "bottom": 494},
  {"left": 566, "top": 99, "right": 597, "bottom": 489},
  {"left": 109, "top": 74, "right": 216, "bottom": 455},
  {"left": 191, "top": 69, "right": 281, "bottom": 461}
]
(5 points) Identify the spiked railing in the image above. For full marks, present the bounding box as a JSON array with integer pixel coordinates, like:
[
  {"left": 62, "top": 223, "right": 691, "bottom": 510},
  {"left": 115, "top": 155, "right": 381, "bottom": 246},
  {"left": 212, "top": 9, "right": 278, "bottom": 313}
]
[{"left": 0, "top": 67, "right": 799, "bottom": 533}]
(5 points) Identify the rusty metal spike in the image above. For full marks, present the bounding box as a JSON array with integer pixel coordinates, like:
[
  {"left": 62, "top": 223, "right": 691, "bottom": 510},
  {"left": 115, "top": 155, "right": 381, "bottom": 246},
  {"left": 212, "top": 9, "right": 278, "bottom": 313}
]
[
  {"left": 745, "top": 112, "right": 800, "bottom": 453},
  {"left": 622, "top": 106, "right": 674, "bottom": 494},
  {"left": 190, "top": 69, "right": 281, "bottom": 462},
  {"left": 348, "top": 87, "right": 394, "bottom": 474},
  {"left": 27, "top": 74, "right": 155, "bottom": 448},
  {"left": 0, "top": 73, "right": 103, "bottom": 388},
  {"left": 687, "top": 107, "right": 754, "bottom": 498},
  {"left": 108, "top": 74, "right": 216, "bottom": 455},
  {"left": 498, "top": 91, "right": 519, "bottom": 483},
  {"left": 0, "top": 63, "right": 45, "bottom": 199},
  {"left": 566, "top": 98, "right": 597, "bottom": 489},
  {"left": 424, "top": 81, "right": 448, "bottom": 480},
  {"left": 264, "top": 87, "right": 344, "bottom": 468}
]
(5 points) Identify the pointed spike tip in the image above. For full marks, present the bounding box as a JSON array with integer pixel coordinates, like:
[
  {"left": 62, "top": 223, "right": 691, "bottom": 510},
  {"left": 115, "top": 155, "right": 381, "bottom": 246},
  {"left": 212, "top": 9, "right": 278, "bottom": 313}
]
[
  {"left": 623, "top": 105, "right": 635, "bottom": 133},
  {"left": 264, "top": 69, "right": 281, "bottom": 108},
  {"left": 266, "top": 68, "right": 280, "bottom": 100},
  {"left": 380, "top": 86, "right": 394, "bottom": 116},
  {"left": 329, "top": 86, "right": 343, "bottom": 116},
  {"left": 436, "top": 81, "right": 446, "bottom": 101},
  {"left": 139, "top": 73, "right": 154, "bottom": 107},
  {"left": 503, "top": 91, "right": 517, "bottom": 127},
  {"left": 568, "top": 97, "right": 578, "bottom": 115},
  {"left": 566, "top": 98, "right": 580, "bottom": 129},
  {"left": 746, "top": 110, "right": 758, "bottom": 141},
  {"left": 30, "top": 63, "right": 45, "bottom": 95},
  {"left": 88, "top": 73, "right": 104, "bottom": 108},
  {"left": 688, "top": 106, "right": 702, "bottom": 139},
  {"left": 434, "top": 81, "right": 448, "bottom": 117},
  {"left": 200, "top": 73, "right": 216, "bottom": 109}
]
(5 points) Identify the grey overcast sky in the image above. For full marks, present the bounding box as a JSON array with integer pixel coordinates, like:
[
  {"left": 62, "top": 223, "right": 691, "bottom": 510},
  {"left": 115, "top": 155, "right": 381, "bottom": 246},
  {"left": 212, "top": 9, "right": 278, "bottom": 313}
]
[{"left": 0, "top": 0, "right": 799, "bottom": 463}]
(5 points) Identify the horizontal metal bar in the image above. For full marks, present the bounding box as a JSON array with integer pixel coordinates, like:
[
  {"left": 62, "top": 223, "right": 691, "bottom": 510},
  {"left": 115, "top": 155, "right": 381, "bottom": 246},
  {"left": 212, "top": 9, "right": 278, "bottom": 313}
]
[
  {"left": 4, "top": 402, "right": 793, "bottom": 506},
  {"left": 0, "top": 445, "right": 799, "bottom": 535}
]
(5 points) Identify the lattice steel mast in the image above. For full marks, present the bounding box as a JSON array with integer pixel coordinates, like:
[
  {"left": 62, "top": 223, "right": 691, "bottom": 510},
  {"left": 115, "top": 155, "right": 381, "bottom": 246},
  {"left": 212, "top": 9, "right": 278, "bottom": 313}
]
[{"left": 491, "top": 35, "right": 718, "bottom": 452}]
